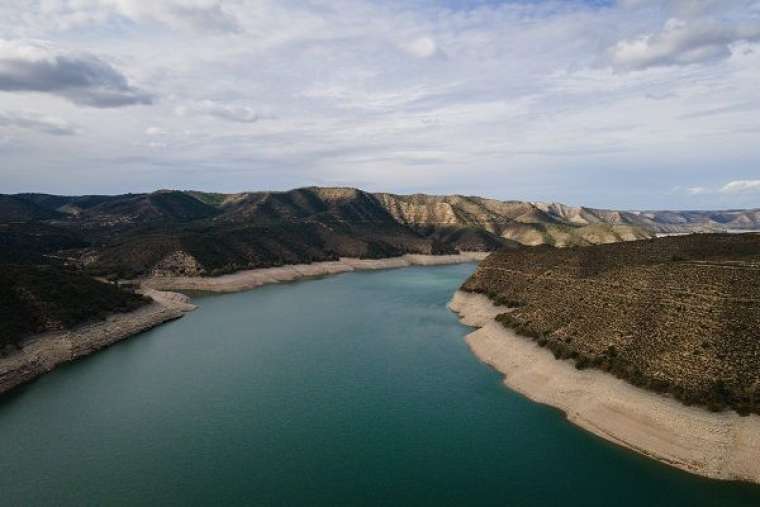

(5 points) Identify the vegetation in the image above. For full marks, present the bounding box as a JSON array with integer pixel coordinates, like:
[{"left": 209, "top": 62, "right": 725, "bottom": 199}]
[
  {"left": 0, "top": 222, "right": 86, "bottom": 264},
  {"left": 1, "top": 187, "right": 758, "bottom": 351},
  {"left": 463, "top": 233, "right": 760, "bottom": 415},
  {"left": 0, "top": 265, "right": 149, "bottom": 349}
]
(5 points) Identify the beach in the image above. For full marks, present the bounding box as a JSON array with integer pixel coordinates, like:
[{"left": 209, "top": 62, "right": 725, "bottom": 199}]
[{"left": 448, "top": 290, "right": 760, "bottom": 484}]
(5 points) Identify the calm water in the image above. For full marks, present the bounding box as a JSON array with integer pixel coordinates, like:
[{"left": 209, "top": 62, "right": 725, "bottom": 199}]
[{"left": 1, "top": 264, "right": 760, "bottom": 506}]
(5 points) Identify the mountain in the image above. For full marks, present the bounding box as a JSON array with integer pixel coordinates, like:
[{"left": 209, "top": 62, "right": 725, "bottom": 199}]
[
  {"left": 532, "top": 202, "right": 760, "bottom": 234},
  {"left": 18, "top": 190, "right": 220, "bottom": 224},
  {"left": 1, "top": 185, "right": 758, "bottom": 346},
  {"left": 462, "top": 232, "right": 760, "bottom": 415},
  {"left": 377, "top": 193, "right": 653, "bottom": 246},
  {"left": 2, "top": 186, "right": 758, "bottom": 279},
  {"left": 0, "top": 187, "right": 512, "bottom": 278},
  {"left": 0, "top": 195, "right": 65, "bottom": 222},
  {"left": 79, "top": 188, "right": 470, "bottom": 278}
]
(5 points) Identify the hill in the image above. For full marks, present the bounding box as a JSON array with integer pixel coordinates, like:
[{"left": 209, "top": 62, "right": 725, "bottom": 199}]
[
  {"left": 461, "top": 233, "right": 760, "bottom": 414},
  {"left": 0, "top": 265, "right": 149, "bottom": 349},
  {"left": 0, "top": 195, "right": 64, "bottom": 222},
  {"left": 2, "top": 186, "right": 757, "bottom": 278}
]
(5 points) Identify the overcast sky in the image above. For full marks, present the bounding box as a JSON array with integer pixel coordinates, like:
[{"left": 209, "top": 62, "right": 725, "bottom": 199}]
[{"left": 1, "top": 0, "right": 759, "bottom": 210}]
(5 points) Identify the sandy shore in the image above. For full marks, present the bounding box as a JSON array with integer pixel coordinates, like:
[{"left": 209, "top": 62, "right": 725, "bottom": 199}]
[
  {"left": 0, "top": 289, "right": 196, "bottom": 396},
  {"left": 448, "top": 290, "right": 760, "bottom": 483},
  {"left": 141, "top": 252, "right": 488, "bottom": 293}
]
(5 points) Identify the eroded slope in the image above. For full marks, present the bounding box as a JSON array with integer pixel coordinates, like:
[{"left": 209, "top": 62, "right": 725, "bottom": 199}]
[{"left": 462, "top": 233, "right": 760, "bottom": 414}]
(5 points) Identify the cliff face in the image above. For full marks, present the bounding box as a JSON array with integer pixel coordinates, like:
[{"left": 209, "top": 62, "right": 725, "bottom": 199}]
[
  {"left": 462, "top": 233, "right": 760, "bottom": 415},
  {"left": 374, "top": 193, "right": 655, "bottom": 247}
]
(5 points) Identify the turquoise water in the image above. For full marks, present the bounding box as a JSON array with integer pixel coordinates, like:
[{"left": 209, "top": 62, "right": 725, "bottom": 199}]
[{"left": 1, "top": 264, "right": 759, "bottom": 506}]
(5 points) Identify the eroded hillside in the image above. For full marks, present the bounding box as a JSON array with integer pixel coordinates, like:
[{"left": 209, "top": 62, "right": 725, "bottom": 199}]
[
  {"left": 375, "top": 193, "right": 655, "bottom": 247},
  {"left": 3, "top": 186, "right": 757, "bottom": 279},
  {"left": 462, "top": 233, "right": 760, "bottom": 414}
]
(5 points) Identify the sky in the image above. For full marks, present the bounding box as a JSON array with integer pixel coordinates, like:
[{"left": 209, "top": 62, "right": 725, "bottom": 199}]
[{"left": 0, "top": 0, "right": 759, "bottom": 210}]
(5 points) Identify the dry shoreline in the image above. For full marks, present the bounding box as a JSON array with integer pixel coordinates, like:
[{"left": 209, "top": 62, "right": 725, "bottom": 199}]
[
  {"left": 141, "top": 252, "right": 488, "bottom": 292},
  {"left": 1, "top": 253, "right": 486, "bottom": 397},
  {"left": 448, "top": 290, "right": 760, "bottom": 484},
  {"left": 0, "top": 289, "right": 196, "bottom": 396}
]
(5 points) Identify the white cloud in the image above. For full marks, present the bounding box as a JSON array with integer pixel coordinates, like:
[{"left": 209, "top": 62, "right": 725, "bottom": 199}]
[
  {"left": 721, "top": 180, "right": 760, "bottom": 193},
  {"left": 145, "top": 126, "right": 166, "bottom": 135},
  {"left": 0, "top": 110, "right": 77, "bottom": 135},
  {"left": 106, "top": 0, "right": 240, "bottom": 33},
  {"left": 32, "top": 0, "right": 240, "bottom": 33},
  {"left": 610, "top": 15, "right": 760, "bottom": 70},
  {"left": 175, "top": 100, "right": 260, "bottom": 123},
  {"left": 401, "top": 37, "right": 437, "bottom": 58},
  {"left": 687, "top": 186, "right": 707, "bottom": 195},
  {"left": 0, "top": 0, "right": 759, "bottom": 209}
]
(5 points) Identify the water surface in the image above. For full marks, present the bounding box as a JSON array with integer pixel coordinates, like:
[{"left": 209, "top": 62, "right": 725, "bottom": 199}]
[{"left": 1, "top": 264, "right": 759, "bottom": 506}]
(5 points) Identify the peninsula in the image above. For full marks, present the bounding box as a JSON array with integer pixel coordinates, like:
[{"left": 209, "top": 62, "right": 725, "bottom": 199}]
[{"left": 453, "top": 232, "right": 760, "bottom": 482}]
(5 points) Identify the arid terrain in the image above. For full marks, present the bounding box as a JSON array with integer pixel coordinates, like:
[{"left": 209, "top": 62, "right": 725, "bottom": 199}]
[
  {"left": 2, "top": 185, "right": 758, "bottom": 359},
  {"left": 462, "top": 233, "right": 760, "bottom": 415}
]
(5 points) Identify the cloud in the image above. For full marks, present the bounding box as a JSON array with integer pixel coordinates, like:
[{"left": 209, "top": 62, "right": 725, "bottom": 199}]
[
  {"left": 0, "top": 40, "right": 153, "bottom": 107},
  {"left": 401, "top": 37, "right": 438, "bottom": 58},
  {"left": 0, "top": 110, "right": 77, "bottom": 135},
  {"left": 1, "top": 0, "right": 759, "bottom": 210},
  {"left": 619, "top": 0, "right": 724, "bottom": 16},
  {"left": 687, "top": 186, "right": 707, "bottom": 195},
  {"left": 610, "top": 17, "right": 760, "bottom": 70},
  {"left": 678, "top": 102, "right": 757, "bottom": 119},
  {"left": 98, "top": 0, "right": 240, "bottom": 34},
  {"left": 145, "top": 126, "right": 167, "bottom": 136},
  {"left": 721, "top": 180, "right": 760, "bottom": 193},
  {"left": 27, "top": 0, "right": 240, "bottom": 34},
  {"left": 175, "top": 100, "right": 259, "bottom": 123}
]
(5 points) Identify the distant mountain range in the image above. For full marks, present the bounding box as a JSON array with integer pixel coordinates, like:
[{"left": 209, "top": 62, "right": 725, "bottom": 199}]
[
  {"left": 1, "top": 187, "right": 759, "bottom": 279},
  {"left": 531, "top": 202, "right": 760, "bottom": 234}
]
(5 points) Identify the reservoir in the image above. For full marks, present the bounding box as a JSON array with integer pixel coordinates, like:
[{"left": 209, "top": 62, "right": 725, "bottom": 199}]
[{"left": 1, "top": 264, "right": 759, "bottom": 506}]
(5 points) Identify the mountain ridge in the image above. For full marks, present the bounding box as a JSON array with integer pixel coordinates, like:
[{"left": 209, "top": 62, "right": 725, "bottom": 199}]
[
  {"left": 12, "top": 187, "right": 759, "bottom": 233},
  {"left": 2, "top": 186, "right": 758, "bottom": 281}
]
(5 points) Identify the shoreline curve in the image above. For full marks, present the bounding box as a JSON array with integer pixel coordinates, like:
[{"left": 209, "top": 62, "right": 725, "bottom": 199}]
[
  {"left": 1, "top": 253, "right": 486, "bottom": 397},
  {"left": 448, "top": 290, "right": 760, "bottom": 484},
  {"left": 0, "top": 289, "right": 197, "bottom": 396},
  {"left": 140, "top": 252, "right": 488, "bottom": 292}
]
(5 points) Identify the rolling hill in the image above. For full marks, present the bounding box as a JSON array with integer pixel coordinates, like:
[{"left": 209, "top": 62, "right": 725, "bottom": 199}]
[{"left": 462, "top": 233, "right": 760, "bottom": 414}]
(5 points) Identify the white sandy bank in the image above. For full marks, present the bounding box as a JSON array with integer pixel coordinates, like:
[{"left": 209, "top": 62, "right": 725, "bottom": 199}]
[
  {"left": 0, "top": 289, "right": 196, "bottom": 395},
  {"left": 141, "top": 252, "right": 488, "bottom": 293},
  {"left": 448, "top": 290, "right": 760, "bottom": 483}
]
